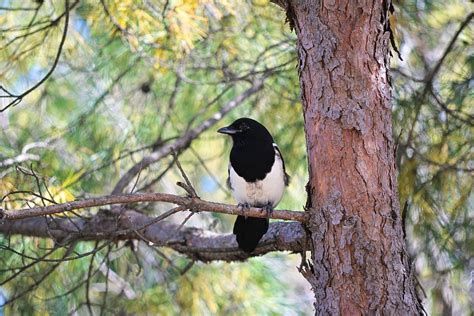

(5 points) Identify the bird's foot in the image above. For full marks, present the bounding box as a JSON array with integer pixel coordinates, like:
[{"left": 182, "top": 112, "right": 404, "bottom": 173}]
[
  {"left": 262, "top": 203, "right": 273, "bottom": 218},
  {"left": 237, "top": 202, "right": 251, "bottom": 213}
]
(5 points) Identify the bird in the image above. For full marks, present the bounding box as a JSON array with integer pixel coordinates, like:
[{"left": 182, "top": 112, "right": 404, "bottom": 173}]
[{"left": 218, "top": 118, "right": 289, "bottom": 253}]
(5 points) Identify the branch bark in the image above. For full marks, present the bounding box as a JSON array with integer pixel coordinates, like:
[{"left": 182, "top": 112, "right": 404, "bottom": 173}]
[
  {"left": 1, "top": 192, "right": 307, "bottom": 222},
  {"left": 0, "top": 210, "right": 307, "bottom": 262},
  {"left": 279, "top": 0, "right": 423, "bottom": 314}
]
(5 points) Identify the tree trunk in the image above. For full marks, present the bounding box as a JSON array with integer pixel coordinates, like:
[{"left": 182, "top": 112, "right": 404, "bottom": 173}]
[{"left": 281, "top": 0, "right": 423, "bottom": 314}]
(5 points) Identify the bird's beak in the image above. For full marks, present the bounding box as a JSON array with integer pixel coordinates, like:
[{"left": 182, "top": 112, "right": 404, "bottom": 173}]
[{"left": 217, "top": 126, "right": 239, "bottom": 135}]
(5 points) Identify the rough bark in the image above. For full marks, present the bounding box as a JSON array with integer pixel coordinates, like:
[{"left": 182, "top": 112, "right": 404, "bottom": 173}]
[
  {"left": 280, "top": 0, "right": 422, "bottom": 314},
  {"left": 0, "top": 210, "right": 306, "bottom": 262}
]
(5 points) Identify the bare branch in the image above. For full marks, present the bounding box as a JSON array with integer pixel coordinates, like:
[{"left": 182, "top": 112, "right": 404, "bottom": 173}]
[
  {"left": 172, "top": 149, "right": 199, "bottom": 198},
  {"left": 0, "top": 153, "right": 40, "bottom": 168},
  {"left": 0, "top": 0, "right": 72, "bottom": 112},
  {"left": 1, "top": 192, "right": 307, "bottom": 222},
  {"left": 406, "top": 12, "right": 474, "bottom": 146},
  {"left": 270, "top": 0, "right": 288, "bottom": 10},
  {"left": 0, "top": 6, "right": 40, "bottom": 11},
  {"left": 424, "top": 12, "right": 473, "bottom": 85},
  {"left": 0, "top": 141, "right": 50, "bottom": 168},
  {"left": 0, "top": 211, "right": 307, "bottom": 262}
]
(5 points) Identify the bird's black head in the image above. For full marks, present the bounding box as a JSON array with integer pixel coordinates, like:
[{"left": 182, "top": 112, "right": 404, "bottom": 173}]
[{"left": 217, "top": 118, "right": 273, "bottom": 145}]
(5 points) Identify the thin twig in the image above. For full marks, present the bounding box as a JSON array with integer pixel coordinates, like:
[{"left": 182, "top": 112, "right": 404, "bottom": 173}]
[
  {"left": 0, "top": 0, "right": 71, "bottom": 112},
  {"left": 172, "top": 148, "right": 199, "bottom": 198}
]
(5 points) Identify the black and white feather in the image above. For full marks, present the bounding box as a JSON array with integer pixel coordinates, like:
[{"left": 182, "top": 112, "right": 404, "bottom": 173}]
[
  {"left": 227, "top": 143, "right": 288, "bottom": 207},
  {"left": 218, "top": 118, "right": 289, "bottom": 252}
]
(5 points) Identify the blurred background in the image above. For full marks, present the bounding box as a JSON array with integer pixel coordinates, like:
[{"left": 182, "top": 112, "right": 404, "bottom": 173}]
[{"left": 0, "top": 0, "right": 472, "bottom": 314}]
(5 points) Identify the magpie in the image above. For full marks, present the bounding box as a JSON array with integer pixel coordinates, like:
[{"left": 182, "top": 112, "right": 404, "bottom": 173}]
[{"left": 218, "top": 118, "right": 289, "bottom": 253}]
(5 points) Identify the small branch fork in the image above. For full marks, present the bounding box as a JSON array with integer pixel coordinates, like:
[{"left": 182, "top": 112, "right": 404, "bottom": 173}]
[
  {"left": 172, "top": 148, "right": 199, "bottom": 199},
  {"left": 0, "top": 192, "right": 307, "bottom": 222}
]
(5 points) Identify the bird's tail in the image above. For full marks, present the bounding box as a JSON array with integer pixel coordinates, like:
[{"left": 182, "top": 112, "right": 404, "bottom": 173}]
[{"left": 233, "top": 216, "right": 269, "bottom": 253}]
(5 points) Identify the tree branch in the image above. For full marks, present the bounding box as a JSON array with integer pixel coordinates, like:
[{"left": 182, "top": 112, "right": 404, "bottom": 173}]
[
  {"left": 0, "top": 210, "right": 307, "bottom": 262},
  {"left": 0, "top": 0, "right": 73, "bottom": 112},
  {"left": 270, "top": 0, "right": 288, "bottom": 10},
  {"left": 0, "top": 153, "right": 40, "bottom": 168},
  {"left": 0, "top": 141, "right": 50, "bottom": 168},
  {"left": 1, "top": 192, "right": 307, "bottom": 222},
  {"left": 424, "top": 12, "right": 473, "bottom": 85}
]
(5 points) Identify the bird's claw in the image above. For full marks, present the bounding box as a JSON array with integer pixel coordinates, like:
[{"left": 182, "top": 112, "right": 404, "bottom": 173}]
[
  {"left": 237, "top": 203, "right": 251, "bottom": 212},
  {"left": 262, "top": 203, "right": 273, "bottom": 218}
]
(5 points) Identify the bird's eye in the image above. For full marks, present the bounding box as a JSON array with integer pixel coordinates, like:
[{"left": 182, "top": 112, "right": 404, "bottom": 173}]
[{"left": 240, "top": 123, "right": 249, "bottom": 130}]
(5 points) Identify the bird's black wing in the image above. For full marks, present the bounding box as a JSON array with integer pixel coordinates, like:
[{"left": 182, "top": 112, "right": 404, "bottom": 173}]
[{"left": 273, "top": 143, "right": 290, "bottom": 186}]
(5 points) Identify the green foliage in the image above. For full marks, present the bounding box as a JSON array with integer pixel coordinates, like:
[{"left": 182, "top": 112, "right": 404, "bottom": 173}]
[
  {"left": 392, "top": 0, "right": 473, "bottom": 312},
  {"left": 0, "top": 0, "right": 472, "bottom": 314}
]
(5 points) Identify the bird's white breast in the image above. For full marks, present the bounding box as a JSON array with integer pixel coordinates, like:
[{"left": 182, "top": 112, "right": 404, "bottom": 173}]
[{"left": 229, "top": 150, "right": 285, "bottom": 207}]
